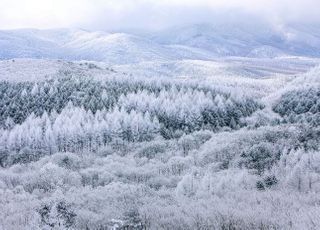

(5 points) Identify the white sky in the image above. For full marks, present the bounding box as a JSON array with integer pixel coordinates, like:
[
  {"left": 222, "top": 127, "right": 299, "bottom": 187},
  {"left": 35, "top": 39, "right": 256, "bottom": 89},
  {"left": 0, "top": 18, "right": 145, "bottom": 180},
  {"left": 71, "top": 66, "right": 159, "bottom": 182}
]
[{"left": 0, "top": 0, "right": 319, "bottom": 30}]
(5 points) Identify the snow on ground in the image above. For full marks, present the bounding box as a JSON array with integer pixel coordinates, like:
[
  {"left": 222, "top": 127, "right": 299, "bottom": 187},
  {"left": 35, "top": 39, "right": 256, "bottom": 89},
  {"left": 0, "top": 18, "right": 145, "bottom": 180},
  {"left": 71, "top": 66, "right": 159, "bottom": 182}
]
[
  {"left": 0, "top": 59, "right": 120, "bottom": 82},
  {"left": 0, "top": 57, "right": 318, "bottom": 98},
  {"left": 113, "top": 57, "right": 319, "bottom": 97}
]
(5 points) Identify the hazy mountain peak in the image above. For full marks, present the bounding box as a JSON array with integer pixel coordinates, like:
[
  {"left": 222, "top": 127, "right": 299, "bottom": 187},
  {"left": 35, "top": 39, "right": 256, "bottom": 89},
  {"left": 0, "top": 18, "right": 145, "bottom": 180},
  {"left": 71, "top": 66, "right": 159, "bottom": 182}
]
[{"left": 1, "top": 24, "right": 320, "bottom": 63}]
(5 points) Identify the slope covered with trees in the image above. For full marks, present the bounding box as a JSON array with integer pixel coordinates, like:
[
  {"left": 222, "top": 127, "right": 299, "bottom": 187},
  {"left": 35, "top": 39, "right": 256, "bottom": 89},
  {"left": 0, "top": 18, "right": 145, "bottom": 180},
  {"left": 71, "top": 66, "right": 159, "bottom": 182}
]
[
  {"left": 273, "top": 86, "right": 320, "bottom": 126},
  {"left": 0, "top": 76, "right": 262, "bottom": 167},
  {"left": 0, "top": 62, "right": 319, "bottom": 229}
]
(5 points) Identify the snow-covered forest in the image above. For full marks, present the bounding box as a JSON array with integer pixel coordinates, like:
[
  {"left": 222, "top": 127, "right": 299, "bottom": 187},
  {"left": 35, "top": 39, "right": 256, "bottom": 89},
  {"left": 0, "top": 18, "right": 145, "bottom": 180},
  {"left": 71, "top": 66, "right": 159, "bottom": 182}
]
[
  {"left": 1, "top": 0, "right": 320, "bottom": 227},
  {"left": 0, "top": 57, "right": 319, "bottom": 229}
]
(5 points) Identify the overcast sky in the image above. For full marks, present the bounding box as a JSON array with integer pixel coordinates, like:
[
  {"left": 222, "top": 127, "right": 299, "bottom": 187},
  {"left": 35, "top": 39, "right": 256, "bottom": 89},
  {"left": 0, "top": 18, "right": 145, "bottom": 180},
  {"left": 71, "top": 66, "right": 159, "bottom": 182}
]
[{"left": 0, "top": 0, "right": 319, "bottom": 31}]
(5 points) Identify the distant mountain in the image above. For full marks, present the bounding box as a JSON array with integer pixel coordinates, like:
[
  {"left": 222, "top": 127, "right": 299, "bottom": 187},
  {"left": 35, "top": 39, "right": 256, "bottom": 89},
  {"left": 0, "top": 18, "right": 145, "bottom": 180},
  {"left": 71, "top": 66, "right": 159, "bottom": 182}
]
[
  {"left": 0, "top": 28, "right": 212, "bottom": 64},
  {"left": 1, "top": 23, "right": 320, "bottom": 63},
  {"left": 151, "top": 23, "right": 320, "bottom": 57},
  {"left": 247, "top": 46, "right": 285, "bottom": 58},
  {"left": 0, "top": 29, "right": 72, "bottom": 59}
]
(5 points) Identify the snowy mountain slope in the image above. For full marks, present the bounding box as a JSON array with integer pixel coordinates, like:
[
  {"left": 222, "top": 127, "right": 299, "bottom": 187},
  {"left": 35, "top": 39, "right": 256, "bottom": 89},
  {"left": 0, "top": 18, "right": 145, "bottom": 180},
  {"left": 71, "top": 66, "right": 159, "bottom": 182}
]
[
  {"left": 151, "top": 23, "right": 320, "bottom": 57},
  {"left": 0, "top": 59, "right": 121, "bottom": 82},
  {"left": 62, "top": 31, "right": 174, "bottom": 64},
  {"left": 1, "top": 23, "right": 320, "bottom": 64},
  {"left": 151, "top": 23, "right": 263, "bottom": 56},
  {"left": 247, "top": 46, "right": 285, "bottom": 58},
  {"left": 64, "top": 32, "right": 219, "bottom": 64},
  {"left": 0, "top": 29, "right": 72, "bottom": 59},
  {"left": 0, "top": 29, "right": 211, "bottom": 64},
  {"left": 263, "top": 64, "right": 320, "bottom": 105}
]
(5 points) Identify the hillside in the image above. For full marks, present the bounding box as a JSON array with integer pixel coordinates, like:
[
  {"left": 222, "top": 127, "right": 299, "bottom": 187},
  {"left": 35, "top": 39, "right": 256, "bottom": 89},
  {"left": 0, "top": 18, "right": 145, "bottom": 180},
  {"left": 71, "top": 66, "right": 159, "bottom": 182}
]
[
  {"left": 2, "top": 23, "right": 320, "bottom": 64},
  {"left": 0, "top": 23, "right": 320, "bottom": 229}
]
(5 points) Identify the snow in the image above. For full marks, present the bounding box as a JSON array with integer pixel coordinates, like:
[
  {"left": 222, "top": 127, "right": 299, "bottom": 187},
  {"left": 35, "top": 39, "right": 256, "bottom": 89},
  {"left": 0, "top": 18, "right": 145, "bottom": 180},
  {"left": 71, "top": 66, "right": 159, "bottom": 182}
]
[
  {"left": 0, "top": 56, "right": 318, "bottom": 99},
  {"left": 0, "top": 24, "right": 320, "bottom": 230},
  {"left": 151, "top": 23, "right": 320, "bottom": 57},
  {"left": 2, "top": 23, "right": 320, "bottom": 64},
  {"left": 0, "top": 58, "right": 129, "bottom": 82}
]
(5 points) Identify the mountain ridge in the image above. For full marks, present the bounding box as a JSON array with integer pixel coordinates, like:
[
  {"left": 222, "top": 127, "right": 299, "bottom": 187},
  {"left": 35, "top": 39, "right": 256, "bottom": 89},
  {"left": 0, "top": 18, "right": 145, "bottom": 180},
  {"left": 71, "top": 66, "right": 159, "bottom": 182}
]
[{"left": 1, "top": 24, "right": 320, "bottom": 64}]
